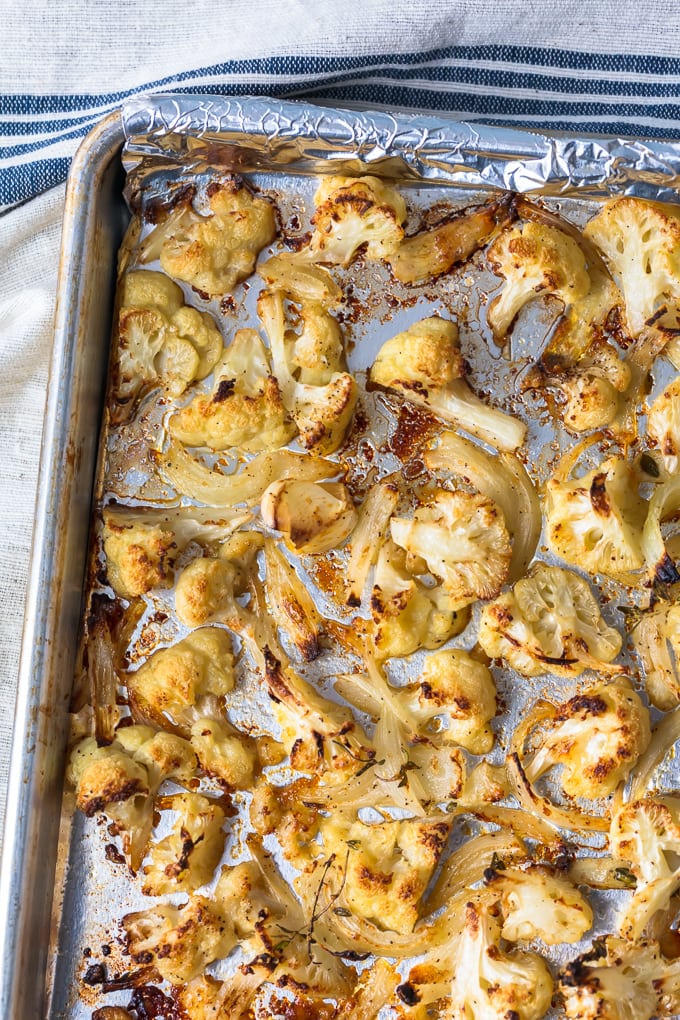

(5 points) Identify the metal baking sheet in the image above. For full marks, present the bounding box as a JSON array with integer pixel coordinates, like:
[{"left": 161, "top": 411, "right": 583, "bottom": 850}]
[{"left": 3, "top": 94, "right": 680, "bottom": 1020}]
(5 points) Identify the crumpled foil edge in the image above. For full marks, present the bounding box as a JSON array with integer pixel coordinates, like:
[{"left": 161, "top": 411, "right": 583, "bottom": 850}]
[{"left": 122, "top": 92, "right": 680, "bottom": 204}]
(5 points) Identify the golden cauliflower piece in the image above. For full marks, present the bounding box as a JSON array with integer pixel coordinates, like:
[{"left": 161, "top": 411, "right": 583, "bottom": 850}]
[
  {"left": 174, "top": 531, "right": 262, "bottom": 628},
  {"left": 142, "top": 792, "right": 226, "bottom": 895},
  {"left": 369, "top": 316, "right": 526, "bottom": 452},
  {"left": 115, "top": 269, "right": 223, "bottom": 407},
  {"left": 560, "top": 936, "right": 680, "bottom": 1020},
  {"left": 390, "top": 488, "right": 511, "bottom": 611},
  {"left": 102, "top": 509, "right": 175, "bottom": 598},
  {"left": 126, "top": 627, "right": 234, "bottom": 735},
  {"left": 557, "top": 340, "right": 632, "bottom": 434},
  {"left": 631, "top": 597, "right": 680, "bottom": 710},
  {"left": 545, "top": 454, "right": 647, "bottom": 583},
  {"left": 583, "top": 196, "right": 680, "bottom": 336},
  {"left": 189, "top": 717, "right": 256, "bottom": 790},
  {"left": 261, "top": 479, "right": 357, "bottom": 554},
  {"left": 648, "top": 375, "right": 680, "bottom": 475},
  {"left": 67, "top": 726, "right": 198, "bottom": 871},
  {"left": 258, "top": 289, "right": 357, "bottom": 455},
  {"left": 525, "top": 676, "right": 651, "bottom": 800},
  {"left": 320, "top": 815, "right": 450, "bottom": 934},
  {"left": 487, "top": 220, "right": 592, "bottom": 339},
  {"left": 610, "top": 797, "right": 680, "bottom": 942},
  {"left": 478, "top": 562, "right": 622, "bottom": 677},
  {"left": 368, "top": 540, "right": 469, "bottom": 660},
  {"left": 169, "top": 328, "right": 294, "bottom": 452},
  {"left": 140, "top": 178, "right": 277, "bottom": 297},
  {"left": 307, "top": 174, "right": 407, "bottom": 264},
  {"left": 486, "top": 865, "right": 593, "bottom": 945},
  {"left": 405, "top": 897, "right": 554, "bottom": 1020},
  {"left": 396, "top": 648, "right": 497, "bottom": 754}
]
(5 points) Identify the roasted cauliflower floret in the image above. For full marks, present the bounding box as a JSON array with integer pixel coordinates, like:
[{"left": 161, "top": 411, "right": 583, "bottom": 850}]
[
  {"left": 478, "top": 562, "right": 622, "bottom": 677},
  {"left": 101, "top": 509, "right": 174, "bottom": 598},
  {"left": 306, "top": 174, "right": 407, "bottom": 265},
  {"left": 141, "top": 792, "right": 226, "bottom": 896},
  {"left": 648, "top": 375, "right": 680, "bottom": 474},
  {"left": 545, "top": 454, "right": 647, "bottom": 583},
  {"left": 560, "top": 937, "right": 680, "bottom": 1020},
  {"left": 126, "top": 627, "right": 234, "bottom": 735},
  {"left": 390, "top": 489, "right": 512, "bottom": 611},
  {"left": 583, "top": 196, "right": 680, "bottom": 336},
  {"left": 174, "top": 531, "right": 263, "bottom": 628},
  {"left": 487, "top": 221, "right": 592, "bottom": 339},
  {"left": 115, "top": 270, "right": 223, "bottom": 407},
  {"left": 319, "top": 815, "right": 450, "bottom": 934},
  {"left": 610, "top": 797, "right": 680, "bottom": 941},
  {"left": 369, "top": 316, "right": 527, "bottom": 452},
  {"left": 486, "top": 865, "right": 593, "bottom": 945},
  {"left": 261, "top": 479, "right": 357, "bottom": 554},
  {"left": 189, "top": 717, "right": 256, "bottom": 790},
  {"left": 169, "top": 328, "right": 294, "bottom": 452},
  {"left": 525, "top": 676, "right": 651, "bottom": 800},
  {"left": 631, "top": 597, "right": 680, "bottom": 709},
  {"left": 405, "top": 897, "right": 554, "bottom": 1020},
  {"left": 67, "top": 726, "right": 198, "bottom": 870},
  {"left": 558, "top": 341, "right": 632, "bottom": 434},
  {"left": 386, "top": 195, "right": 516, "bottom": 284},
  {"left": 140, "top": 178, "right": 277, "bottom": 297},
  {"left": 123, "top": 894, "right": 235, "bottom": 984},
  {"left": 258, "top": 289, "right": 357, "bottom": 455},
  {"left": 396, "top": 649, "right": 497, "bottom": 754},
  {"left": 368, "top": 540, "right": 469, "bottom": 660}
]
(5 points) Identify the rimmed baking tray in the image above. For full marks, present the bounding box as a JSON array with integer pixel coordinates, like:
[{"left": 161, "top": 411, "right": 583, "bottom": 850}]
[
  {"left": 4, "top": 93, "right": 680, "bottom": 1020},
  {"left": 0, "top": 109, "right": 128, "bottom": 1020}
]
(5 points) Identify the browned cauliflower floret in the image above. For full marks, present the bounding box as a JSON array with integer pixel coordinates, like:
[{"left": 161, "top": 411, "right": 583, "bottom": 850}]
[
  {"left": 630, "top": 597, "right": 680, "bottom": 709},
  {"left": 142, "top": 792, "right": 226, "bottom": 895},
  {"left": 545, "top": 454, "right": 647, "bottom": 583},
  {"left": 261, "top": 479, "right": 357, "bottom": 554},
  {"left": 405, "top": 897, "right": 554, "bottom": 1020},
  {"left": 390, "top": 488, "right": 512, "bottom": 611},
  {"left": 369, "top": 316, "right": 527, "bottom": 452},
  {"left": 67, "top": 726, "right": 198, "bottom": 871},
  {"left": 140, "top": 178, "right": 277, "bottom": 297},
  {"left": 169, "top": 328, "right": 295, "bottom": 452},
  {"left": 560, "top": 936, "right": 680, "bottom": 1020},
  {"left": 386, "top": 195, "right": 516, "bottom": 284},
  {"left": 486, "top": 865, "right": 593, "bottom": 946},
  {"left": 558, "top": 340, "right": 632, "bottom": 433},
  {"left": 478, "top": 562, "right": 622, "bottom": 677},
  {"left": 368, "top": 539, "right": 469, "bottom": 660},
  {"left": 102, "top": 508, "right": 175, "bottom": 598},
  {"left": 189, "top": 717, "right": 256, "bottom": 790},
  {"left": 318, "top": 815, "right": 450, "bottom": 934},
  {"left": 524, "top": 676, "right": 651, "bottom": 800},
  {"left": 395, "top": 648, "right": 497, "bottom": 754},
  {"left": 487, "top": 221, "right": 592, "bottom": 339},
  {"left": 583, "top": 196, "right": 680, "bottom": 336},
  {"left": 126, "top": 627, "right": 234, "bottom": 735},
  {"left": 115, "top": 270, "right": 223, "bottom": 408},
  {"left": 123, "top": 894, "right": 234, "bottom": 984},
  {"left": 174, "top": 531, "right": 263, "bottom": 628},
  {"left": 610, "top": 797, "right": 680, "bottom": 941},
  {"left": 306, "top": 174, "right": 407, "bottom": 265},
  {"left": 258, "top": 289, "right": 357, "bottom": 455},
  {"left": 648, "top": 375, "right": 680, "bottom": 474}
]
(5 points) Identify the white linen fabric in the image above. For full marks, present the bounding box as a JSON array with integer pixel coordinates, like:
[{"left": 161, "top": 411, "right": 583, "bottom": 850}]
[{"left": 2, "top": 0, "right": 680, "bottom": 840}]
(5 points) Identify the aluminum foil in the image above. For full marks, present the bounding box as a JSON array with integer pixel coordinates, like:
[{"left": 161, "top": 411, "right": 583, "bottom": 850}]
[{"left": 123, "top": 92, "right": 680, "bottom": 204}]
